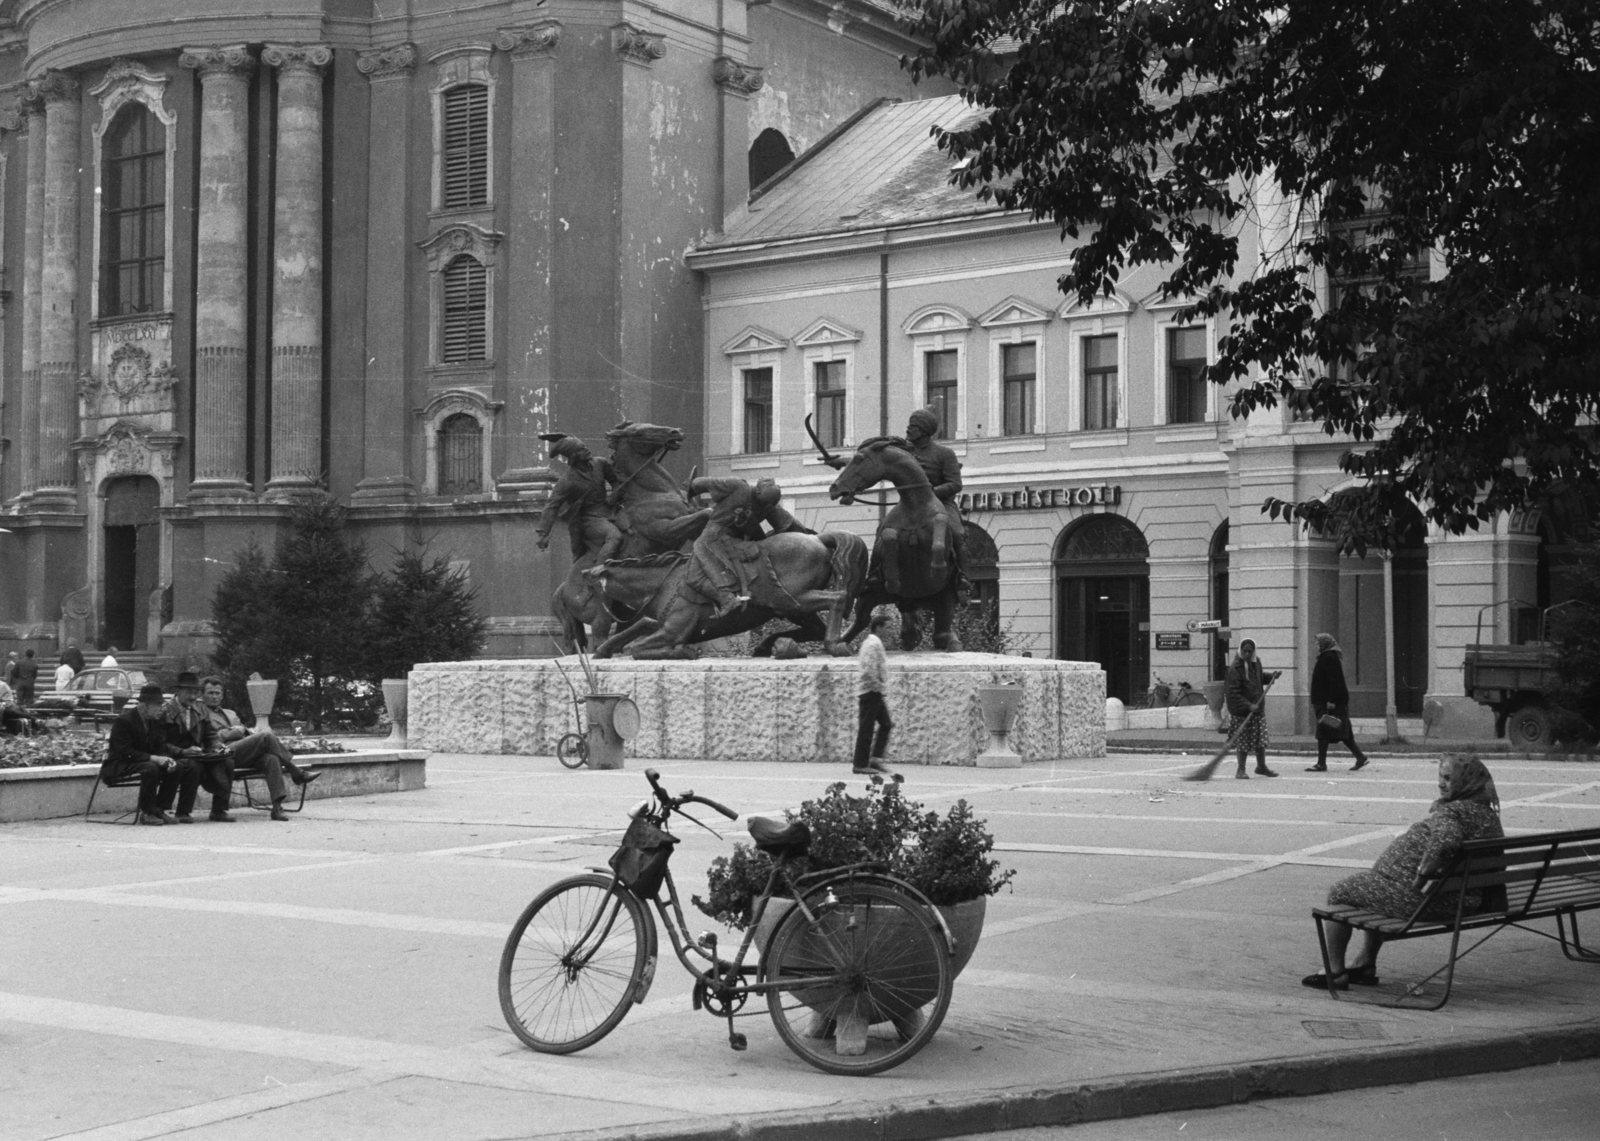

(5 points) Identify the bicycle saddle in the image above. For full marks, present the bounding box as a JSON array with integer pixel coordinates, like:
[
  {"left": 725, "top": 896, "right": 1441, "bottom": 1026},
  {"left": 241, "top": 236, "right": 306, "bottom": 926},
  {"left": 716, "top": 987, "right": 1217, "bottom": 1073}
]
[{"left": 747, "top": 817, "right": 810, "bottom": 856}]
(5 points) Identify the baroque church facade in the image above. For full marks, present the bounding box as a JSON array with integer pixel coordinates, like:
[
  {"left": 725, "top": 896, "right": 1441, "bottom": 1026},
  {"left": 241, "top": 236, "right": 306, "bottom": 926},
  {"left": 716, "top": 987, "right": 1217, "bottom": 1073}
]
[{"left": 0, "top": 0, "right": 940, "bottom": 658}]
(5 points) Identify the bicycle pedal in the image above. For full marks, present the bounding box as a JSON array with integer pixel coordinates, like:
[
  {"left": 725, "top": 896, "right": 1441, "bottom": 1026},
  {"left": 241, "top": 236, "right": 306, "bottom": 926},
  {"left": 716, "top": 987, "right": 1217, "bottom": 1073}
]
[{"left": 727, "top": 1032, "right": 747, "bottom": 1051}]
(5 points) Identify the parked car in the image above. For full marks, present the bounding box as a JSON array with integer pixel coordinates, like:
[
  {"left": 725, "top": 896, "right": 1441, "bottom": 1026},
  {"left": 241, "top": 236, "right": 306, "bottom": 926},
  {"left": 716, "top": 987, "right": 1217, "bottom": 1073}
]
[{"left": 53, "top": 668, "right": 168, "bottom": 717}]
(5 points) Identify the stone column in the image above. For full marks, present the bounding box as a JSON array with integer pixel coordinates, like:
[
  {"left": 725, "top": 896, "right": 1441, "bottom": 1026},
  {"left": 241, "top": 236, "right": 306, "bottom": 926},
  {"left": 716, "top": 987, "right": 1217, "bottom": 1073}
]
[
  {"left": 351, "top": 42, "right": 417, "bottom": 503},
  {"left": 613, "top": 22, "right": 665, "bottom": 426},
  {"left": 262, "top": 43, "right": 332, "bottom": 499},
  {"left": 13, "top": 87, "right": 45, "bottom": 503},
  {"left": 34, "top": 70, "right": 80, "bottom": 507},
  {"left": 712, "top": 56, "right": 762, "bottom": 225},
  {"left": 495, "top": 20, "right": 560, "bottom": 492},
  {"left": 180, "top": 45, "right": 255, "bottom": 499}
]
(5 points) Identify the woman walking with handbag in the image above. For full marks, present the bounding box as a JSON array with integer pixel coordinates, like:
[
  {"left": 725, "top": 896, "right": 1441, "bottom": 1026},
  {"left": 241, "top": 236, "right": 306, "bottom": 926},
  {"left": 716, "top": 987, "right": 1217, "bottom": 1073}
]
[{"left": 1308, "top": 632, "right": 1369, "bottom": 772}]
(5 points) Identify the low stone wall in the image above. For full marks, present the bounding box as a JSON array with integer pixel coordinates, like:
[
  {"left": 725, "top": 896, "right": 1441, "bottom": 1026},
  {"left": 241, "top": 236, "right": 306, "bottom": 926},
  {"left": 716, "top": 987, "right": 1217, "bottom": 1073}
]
[
  {"left": 409, "top": 654, "right": 1106, "bottom": 764},
  {"left": 0, "top": 751, "right": 428, "bottom": 823}
]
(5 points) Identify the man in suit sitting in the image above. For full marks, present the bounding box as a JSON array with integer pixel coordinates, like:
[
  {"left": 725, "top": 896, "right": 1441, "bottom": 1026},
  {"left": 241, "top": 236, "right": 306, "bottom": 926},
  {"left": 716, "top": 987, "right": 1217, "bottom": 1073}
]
[
  {"left": 200, "top": 676, "right": 318, "bottom": 822},
  {"left": 163, "top": 671, "right": 234, "bottom": 823},
  {"left": 102, "top": 683, "right": 182, "bottom": 825}
]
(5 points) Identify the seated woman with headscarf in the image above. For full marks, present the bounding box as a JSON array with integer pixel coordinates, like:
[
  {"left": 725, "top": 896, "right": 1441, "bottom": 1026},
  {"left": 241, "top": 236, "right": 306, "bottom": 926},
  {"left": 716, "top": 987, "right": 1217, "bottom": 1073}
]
[{"left": 1303, "top": 754, "right": 1505, "bottom": 990}]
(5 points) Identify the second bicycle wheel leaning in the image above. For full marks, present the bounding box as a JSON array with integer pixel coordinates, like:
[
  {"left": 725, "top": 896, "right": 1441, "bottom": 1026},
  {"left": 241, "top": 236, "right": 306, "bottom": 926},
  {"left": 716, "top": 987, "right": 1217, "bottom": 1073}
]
[
  {"left": 762, "top": 880, "right": 952, "bottom": 1075},
  {"left": 499, "top": 873, "right": 649, "bottom": 1053}
]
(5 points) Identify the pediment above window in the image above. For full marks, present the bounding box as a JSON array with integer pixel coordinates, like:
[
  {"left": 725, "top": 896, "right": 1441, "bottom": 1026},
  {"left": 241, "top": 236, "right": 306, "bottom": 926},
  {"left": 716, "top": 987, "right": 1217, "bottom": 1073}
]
[
  {"left": 721, "top": 325, "right": 788, "bottom": 356},
  {"left": 1060, "top": 287, "right": 1137, "bottom": 318},
  {"left": 1137, "top": 286, "right": 1202, "bottom": 313},
  {"left": 417, "top": 386, "right": 503, "bottom": 425},
  {"left": 977, "top": 295, "right": 1054, "bottom": 328},
  {"left": 418, "top": 223, "right": 504, "bottom": 271},
  {"left": 902, "top": 304, "right": 973, "bottom": 336},
  {"left": 793, "top": 317, "right": 863, "bottom": 347},
  {"left": 89, "top": 59, "right": 175, "bottom": 129}
]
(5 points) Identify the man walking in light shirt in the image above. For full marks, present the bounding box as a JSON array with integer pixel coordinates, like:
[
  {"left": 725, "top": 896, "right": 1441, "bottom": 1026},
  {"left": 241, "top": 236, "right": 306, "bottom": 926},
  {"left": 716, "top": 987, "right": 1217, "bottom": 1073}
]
[{"left": 853, "top": 613, "right": 894, "bottom": 775}]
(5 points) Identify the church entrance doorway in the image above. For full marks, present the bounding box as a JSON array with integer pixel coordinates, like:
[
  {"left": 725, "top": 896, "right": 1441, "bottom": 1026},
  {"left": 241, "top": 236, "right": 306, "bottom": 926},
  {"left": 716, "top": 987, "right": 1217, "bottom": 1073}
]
[
  {"left": 104, "top": 476, "right": 160, "bottom": 651},
  {"left": 1055, "top": 514, "right": 1150, "bottom": 704}
]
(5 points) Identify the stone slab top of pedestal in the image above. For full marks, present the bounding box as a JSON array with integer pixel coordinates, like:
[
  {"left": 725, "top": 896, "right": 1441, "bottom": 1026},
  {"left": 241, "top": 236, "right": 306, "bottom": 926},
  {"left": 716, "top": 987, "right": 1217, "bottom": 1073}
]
[{"left": 410, "top": 653, "right": 1101, "bottom": 673}]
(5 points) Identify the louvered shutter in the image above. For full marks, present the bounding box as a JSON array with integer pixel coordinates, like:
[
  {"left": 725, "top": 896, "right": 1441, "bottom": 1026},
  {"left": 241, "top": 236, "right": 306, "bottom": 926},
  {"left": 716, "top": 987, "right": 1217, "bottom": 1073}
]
[
  {"left": 442, "top": 84, "right": 489, "bottom": 208},
  {"left": 442, "top": 257, "right": 488, "bottom": 362}
]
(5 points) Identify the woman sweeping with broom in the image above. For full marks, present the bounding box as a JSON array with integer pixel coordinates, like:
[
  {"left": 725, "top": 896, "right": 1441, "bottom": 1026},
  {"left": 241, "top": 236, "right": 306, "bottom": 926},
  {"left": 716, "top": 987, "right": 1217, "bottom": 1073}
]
[{"left": 1183, "top": 637, "right": 1282, "bottom": 782}]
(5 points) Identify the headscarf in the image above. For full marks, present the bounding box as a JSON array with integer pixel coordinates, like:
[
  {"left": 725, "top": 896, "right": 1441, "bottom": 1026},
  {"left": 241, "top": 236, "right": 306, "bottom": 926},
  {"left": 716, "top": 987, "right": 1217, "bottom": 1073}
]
[
  {"left": 907, "top": 407, "right": 940, "bottom": 436},
  {"left": 1316, "top": 632, "right": 1342, "bottom": 657},
  {"left": 1432, "top": 754, "right": 1500, "bottom": 813}
]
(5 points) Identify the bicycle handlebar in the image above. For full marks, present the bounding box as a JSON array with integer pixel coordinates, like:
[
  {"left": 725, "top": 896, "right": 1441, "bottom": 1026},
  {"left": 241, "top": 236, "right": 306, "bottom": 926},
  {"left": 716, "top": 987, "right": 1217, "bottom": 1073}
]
[{"left": 643, "top": 768, "right": 738, "bottom": 820}]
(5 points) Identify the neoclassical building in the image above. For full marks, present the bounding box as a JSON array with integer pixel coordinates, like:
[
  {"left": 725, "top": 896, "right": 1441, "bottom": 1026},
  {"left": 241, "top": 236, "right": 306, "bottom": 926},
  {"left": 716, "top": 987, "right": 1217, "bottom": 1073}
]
[
  {"left": 0, "top": 1, "right": 944, "bottom": 657},
  {"left": 688, "top": 95, "right": 1596, "bottom": 739}
]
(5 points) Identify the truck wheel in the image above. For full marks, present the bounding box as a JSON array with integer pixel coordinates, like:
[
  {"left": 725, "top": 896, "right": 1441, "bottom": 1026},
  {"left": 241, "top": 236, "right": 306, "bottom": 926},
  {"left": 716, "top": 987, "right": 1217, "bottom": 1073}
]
[{"left": 1508, "top": 704, "right": 1553, "bottom": 749}]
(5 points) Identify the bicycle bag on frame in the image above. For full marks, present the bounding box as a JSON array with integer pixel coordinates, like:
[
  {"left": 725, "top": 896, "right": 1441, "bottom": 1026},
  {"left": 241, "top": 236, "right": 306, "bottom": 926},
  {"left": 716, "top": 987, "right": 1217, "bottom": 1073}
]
[{"left": 609, "top": 817, "right": 679, "bottom": 898}]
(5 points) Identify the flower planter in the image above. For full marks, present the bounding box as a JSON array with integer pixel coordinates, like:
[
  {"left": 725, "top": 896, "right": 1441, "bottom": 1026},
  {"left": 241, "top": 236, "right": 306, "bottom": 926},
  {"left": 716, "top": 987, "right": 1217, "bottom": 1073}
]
[
  {"left": 976, "top": 684, "right": 1023, "bottom": 768},
  {"left": 381, "top": 679, "right": 409, "bottom": 747},
  {"left": 245, "top": 679, "right": 278, "bottom": 733}
]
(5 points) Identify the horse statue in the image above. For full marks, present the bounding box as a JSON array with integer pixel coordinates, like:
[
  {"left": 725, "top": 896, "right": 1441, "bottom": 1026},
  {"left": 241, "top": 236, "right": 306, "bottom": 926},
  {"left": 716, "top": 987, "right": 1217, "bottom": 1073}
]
[
  {"left": 604, "top": 421, "right": 711, "bottom": 555},
  {"left": 590, "top": 529, "right": 869, "bottom": 659},
  {"left": 821, "top": 433, "right": 965, "bottom": 652},
  {"left": 539, "top": 423, "right": 709, "bottom": 649}
]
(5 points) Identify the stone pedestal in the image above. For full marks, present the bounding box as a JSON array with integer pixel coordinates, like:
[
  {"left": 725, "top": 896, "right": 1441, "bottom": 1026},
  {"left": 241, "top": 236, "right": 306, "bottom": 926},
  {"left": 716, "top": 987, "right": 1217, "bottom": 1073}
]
[
  {"left": 381, "top": 678, "right": 409, "bottom": 747},
  {"left": 408, "top": 654, "right": 1106, "bottom": 763}
]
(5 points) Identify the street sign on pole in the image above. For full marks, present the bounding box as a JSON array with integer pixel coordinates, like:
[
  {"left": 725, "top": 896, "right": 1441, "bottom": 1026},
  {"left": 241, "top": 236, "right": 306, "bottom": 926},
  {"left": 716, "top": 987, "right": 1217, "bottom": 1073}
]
[{"left": 1186, "top": 619, "right": 1223, "bottom": 633}]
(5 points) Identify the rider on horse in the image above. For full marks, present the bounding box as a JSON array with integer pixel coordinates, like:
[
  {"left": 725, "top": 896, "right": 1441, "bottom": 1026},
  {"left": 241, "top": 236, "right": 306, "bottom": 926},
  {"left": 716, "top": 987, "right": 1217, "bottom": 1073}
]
[
  {"left": 685, "top": 476, "right": 814, "bottom": 616},
  {"left": 904, "top": 407, "right": 970, "bottom": 603},
  {"left": 536, "top": 436, "right": 625, "bottom": 564}
]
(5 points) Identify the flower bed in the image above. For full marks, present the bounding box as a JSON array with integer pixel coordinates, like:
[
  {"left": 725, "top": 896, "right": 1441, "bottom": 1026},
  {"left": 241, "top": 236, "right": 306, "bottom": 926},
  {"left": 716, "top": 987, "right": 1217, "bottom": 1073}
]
[{"left": 0, "top": 733, "right": 107, "bottom": 769}]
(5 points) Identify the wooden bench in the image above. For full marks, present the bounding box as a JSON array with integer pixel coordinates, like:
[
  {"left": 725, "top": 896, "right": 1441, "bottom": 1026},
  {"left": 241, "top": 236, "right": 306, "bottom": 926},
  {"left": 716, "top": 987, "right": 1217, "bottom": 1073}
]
[
  {"left": 1312, "top": 825, "right": 1600, "bottom": 1009},
  {"left": 85, "top": 757, "right": 321, "bottom": 822}
]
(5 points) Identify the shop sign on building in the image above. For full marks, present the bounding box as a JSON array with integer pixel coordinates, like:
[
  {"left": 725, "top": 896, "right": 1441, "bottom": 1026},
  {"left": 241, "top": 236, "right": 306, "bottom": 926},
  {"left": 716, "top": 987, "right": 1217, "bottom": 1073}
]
[
  {"left": 1155, "top": 633, "right": 1192, "bottom": 651},
  {"left": 960, "top": 484, "right": 1122, "bottom": 514}
]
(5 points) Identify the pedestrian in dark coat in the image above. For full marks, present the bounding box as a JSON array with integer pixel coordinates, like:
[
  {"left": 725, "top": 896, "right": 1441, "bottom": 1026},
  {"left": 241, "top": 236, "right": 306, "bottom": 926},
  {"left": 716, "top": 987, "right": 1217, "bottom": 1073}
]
[
  {"left": 1307, "top": 633, "right": 1369, "bottom": 772},
  {"left": 12, "top": 649, "right": 38, "bottom": 705},
  {"left": 103, "top": 685, "right": 182, "bottom": 824},
  {"left": 1224, "top": 638, "right": 1282, "bottom": 778}
]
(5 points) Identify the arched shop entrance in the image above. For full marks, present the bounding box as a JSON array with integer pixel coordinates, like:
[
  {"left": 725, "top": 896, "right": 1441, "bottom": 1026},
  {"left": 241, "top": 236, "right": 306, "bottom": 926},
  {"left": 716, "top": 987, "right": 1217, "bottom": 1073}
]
[
  {"left": 1209, "top": 521, "right": 1230, "bottom": 682},
  {"left": 1338, "top": 501, "right": 1428, "bottom": 716},
  {"left": 964, "top": 522, "right": 1000, "bottom": 643},
  {"left": 103, "top": 475, "right": 161, "bottom": 651},
  {"left": 1055, "top": 514, "right": 1150, "bottom": 704}
]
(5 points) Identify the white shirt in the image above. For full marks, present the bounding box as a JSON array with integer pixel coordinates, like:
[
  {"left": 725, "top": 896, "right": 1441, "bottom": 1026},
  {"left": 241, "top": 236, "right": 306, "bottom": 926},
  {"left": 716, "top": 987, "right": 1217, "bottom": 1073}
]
[
  {"left": 100, "top": 653, "right": 119, "bottom": 668},
  {"left": 54, "top": 664, "right": 75, "bottom": 691},
  {"left": 858, "top": 633, "right": 888, "bottom": 696}
]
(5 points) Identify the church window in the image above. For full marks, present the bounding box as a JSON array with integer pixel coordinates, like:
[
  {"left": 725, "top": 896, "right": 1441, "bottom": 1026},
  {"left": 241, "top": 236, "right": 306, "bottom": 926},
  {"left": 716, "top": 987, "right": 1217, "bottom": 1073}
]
[
  {"left": 437, "top": 413, "right": 483, "bottom": 494},
  {"left": 101, "top": 104, "right": 165, "bottom": 316},
  {"left": 441, "top": 256, "right": 488, "bottom": 363},
  {"left": 441, "top": 83, "right": 489, "bottom": 209}
]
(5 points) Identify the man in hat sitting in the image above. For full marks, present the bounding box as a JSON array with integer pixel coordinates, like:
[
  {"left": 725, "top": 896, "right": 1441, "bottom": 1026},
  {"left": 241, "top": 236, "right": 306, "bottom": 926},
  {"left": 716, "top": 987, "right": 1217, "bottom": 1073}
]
[
  {"left": 102, "top": 683, "right": 183, "bottom": 825},
  {"left": 904, "top": 406, "right": 969, "bottom": 601},
  {"left": 536, "top": 436, "right": 624, "bottom": 565},
  {"left": 162, "top": 671, "right": 234, "bottom": 822},
  {"left": 200, "top": 676, "right": 318, "bottom": 821}
]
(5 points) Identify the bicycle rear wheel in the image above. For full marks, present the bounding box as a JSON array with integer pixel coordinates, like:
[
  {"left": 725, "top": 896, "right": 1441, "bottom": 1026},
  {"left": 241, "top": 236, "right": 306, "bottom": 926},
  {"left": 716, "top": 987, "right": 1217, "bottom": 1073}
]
[
  {"left": 499, "top": 873, "right": 647, "bottom": 1053},
  {"left": 1175, "top": 690, "right": 1209, "bottom": 707},
  {"left": 556, "top": 732, "right": 589, "bottom": 769},
  {"left": 763, "top": 880, "right": 951, "bottom": 1075}
]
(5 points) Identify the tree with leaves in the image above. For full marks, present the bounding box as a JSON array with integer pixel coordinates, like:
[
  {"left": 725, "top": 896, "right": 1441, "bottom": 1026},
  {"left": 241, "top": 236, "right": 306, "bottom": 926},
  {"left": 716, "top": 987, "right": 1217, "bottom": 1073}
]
[
  {"left": 211, "top": 494, "right": 378, "bottom": 731},
  {"left": 903, "top": 0, "right": 1600, "bottom": 551},
  {"left": 367, "top": 549, "right": 488, "bottom": 685}
]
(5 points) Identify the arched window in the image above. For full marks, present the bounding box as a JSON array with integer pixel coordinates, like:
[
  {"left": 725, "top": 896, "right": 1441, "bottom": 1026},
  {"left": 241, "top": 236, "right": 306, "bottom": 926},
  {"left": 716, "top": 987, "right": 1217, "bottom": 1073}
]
[
  {"left": 964, "top": 521, "right": 1000, "bottom": 641},
  {"left": 1209, "top": 521, "right": 1229, "bottom": 680},
  {"left": 441, "top": 256, "right": 488, "bottom": 363},
  {"left": 437, "top": 413, "right": 483, "bottom": 495},
  {"left": 101, "top": 104, "right": 165, "bottom": 316},
  {"left": 748, "top": 127, "right": 795, "bottom": 193},
  {"left": 441, "top": 83, "right": 489, "bottom": 209}
]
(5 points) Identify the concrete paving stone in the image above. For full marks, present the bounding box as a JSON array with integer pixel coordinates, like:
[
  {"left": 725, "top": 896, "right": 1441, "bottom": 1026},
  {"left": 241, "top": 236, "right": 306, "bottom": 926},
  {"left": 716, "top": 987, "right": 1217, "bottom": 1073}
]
[{"left": 5, "top": 752, "right": 1600, "bottom": 1141}]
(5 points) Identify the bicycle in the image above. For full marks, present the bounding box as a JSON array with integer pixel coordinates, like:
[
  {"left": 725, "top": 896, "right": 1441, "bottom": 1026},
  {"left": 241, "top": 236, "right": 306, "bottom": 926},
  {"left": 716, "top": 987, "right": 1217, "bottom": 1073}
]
[
  {"left": 1132, "top": 677, "right": 1209, "bottom": 709},
  {"left": 498, "top": 768, "right": 955, "bottom": 1075},
  {"left": 552, "top": 658, "right": 590, "bottom": 769}
]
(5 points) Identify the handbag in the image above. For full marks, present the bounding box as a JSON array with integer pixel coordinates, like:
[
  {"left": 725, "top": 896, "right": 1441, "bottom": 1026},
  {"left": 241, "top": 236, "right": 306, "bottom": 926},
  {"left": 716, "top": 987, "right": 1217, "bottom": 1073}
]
[
  {"left": 1318, "top": 712, "right": 1344, "bottom": 730},
  {"left": 608, "top": 816, "right": 679, "bottom": 898}
]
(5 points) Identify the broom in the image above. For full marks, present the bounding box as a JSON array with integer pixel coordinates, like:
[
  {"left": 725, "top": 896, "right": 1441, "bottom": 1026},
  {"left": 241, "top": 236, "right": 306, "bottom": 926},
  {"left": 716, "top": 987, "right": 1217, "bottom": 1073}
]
[{"left": 1181, "top": 672, "right": 1280, "bottom": 782}]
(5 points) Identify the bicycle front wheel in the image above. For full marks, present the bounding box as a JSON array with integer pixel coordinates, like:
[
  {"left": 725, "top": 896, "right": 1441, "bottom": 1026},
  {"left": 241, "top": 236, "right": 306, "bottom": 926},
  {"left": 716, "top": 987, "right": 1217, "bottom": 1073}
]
[
  {"left": 763, "top": 881, "right": 952, "bottom": 1075},
  {"left": 556, "top": 732, "right": 589, "bottom": 769},
  {"left": 499, "top": 873, "right": 648, "bottom": 1053},
  {"left": 1175, "top": 690, "right": 1209, "bottom": 707}
]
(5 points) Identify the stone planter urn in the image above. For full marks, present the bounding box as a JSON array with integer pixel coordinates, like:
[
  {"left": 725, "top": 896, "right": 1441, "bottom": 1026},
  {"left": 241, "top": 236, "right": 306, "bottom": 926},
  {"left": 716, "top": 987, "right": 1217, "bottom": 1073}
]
[
  {"left": 244, "top": 678, "right": 278, "bottom": 733},
  {"left": 976, "top": 684, "right": 1023, "bottom": 768},
  {"left": 382, "top": 678, "right": 409, "bottom": 747}
]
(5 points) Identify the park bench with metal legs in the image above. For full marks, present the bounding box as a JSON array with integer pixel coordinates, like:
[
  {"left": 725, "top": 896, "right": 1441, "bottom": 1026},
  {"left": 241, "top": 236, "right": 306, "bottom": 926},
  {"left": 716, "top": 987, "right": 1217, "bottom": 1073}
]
[
  {"left": 1312, "top": 825, "right": 1600, "bottom": 1010},
  {"left": 83, "top": 769, "right": 146, "bottom": 824},
  {"left": 232, "top": 761, "right": 320, "bottom": 814}
]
